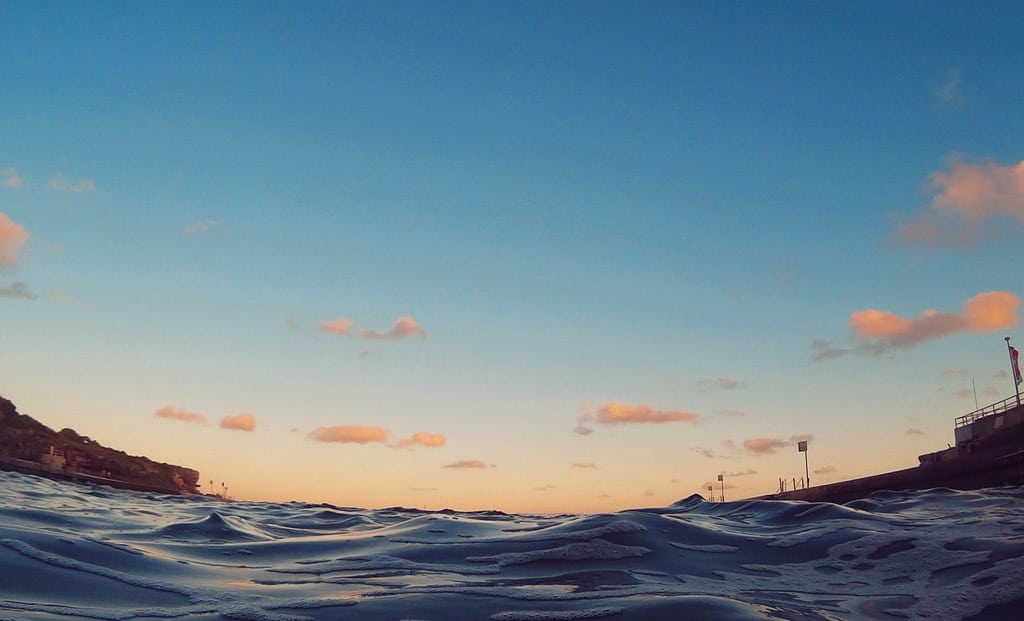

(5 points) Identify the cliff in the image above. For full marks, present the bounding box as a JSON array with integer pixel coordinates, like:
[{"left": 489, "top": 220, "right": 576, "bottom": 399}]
[{"left": 0, "top": 395, "right": 199, "bottom": 494}]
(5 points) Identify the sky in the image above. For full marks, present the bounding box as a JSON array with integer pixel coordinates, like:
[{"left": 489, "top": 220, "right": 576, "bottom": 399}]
[{"left": 2, "top": 1, "right": 1023, "bottom": 514}]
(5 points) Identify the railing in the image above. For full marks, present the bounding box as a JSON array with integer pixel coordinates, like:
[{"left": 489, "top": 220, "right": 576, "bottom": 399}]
[{"left": 955, "top": 395, "right": 1021, "bottom": 428}]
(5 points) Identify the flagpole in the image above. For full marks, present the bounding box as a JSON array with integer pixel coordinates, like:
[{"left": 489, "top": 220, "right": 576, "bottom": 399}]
[{"left": 1007, "top": 337, "right": 1021, "bottom": 408}]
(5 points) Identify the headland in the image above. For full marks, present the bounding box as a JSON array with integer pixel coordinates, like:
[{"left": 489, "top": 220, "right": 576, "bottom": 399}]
[{"left": 0, "top": 395, "right": 200, "bottom": 495}]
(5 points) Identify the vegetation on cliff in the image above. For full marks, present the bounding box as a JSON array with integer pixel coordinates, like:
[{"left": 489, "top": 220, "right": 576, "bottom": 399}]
[{"left": 0, "top": 395, "right": 199, "bottom": 493}]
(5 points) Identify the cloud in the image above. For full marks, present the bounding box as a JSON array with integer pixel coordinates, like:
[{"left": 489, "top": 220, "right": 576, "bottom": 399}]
[
  {"left": 572, "top": 462, "right": 598, "bottom": 469},
  {"left": 184, "top": 219, "right": 218, "bottom": 236},
  {"left": 50, "top": 174, "right": 95, "bottom": 193},
  {"left": 697, "top": 377, "right": 745, "bottom": 392},
  {"left": 309, "top": 425, "right": 388, "bottom": 444},
  {"left": 320, "top": 317, "right": 354, "bottom": 335},
  {"left": 2, "top": 168, "right": 23, "bottom": 188},
  {"left": 0, "top": 213, "right": 29, "bottom": 269},
  {"left": 894, "top": 156, "right": 1024, "bottom": 247},
  {"left": 220, "top": 413, "right": 256, "bottom": 432},
  {"left": 727, "top": 469, "right": 758, "bottom": 477},
  {"left": 534, "top": 485, "right": 555, "bottom": 492},
  {"left": 155, "top": 406, "right": 206, "bottom": 424},
  {"left": 810, "top": 338, "right": 849, "bottom": 362},
  {"left": 573, "top": 422, "right": 594, "bottom": 435},
  {"left": 393, "top": 431, "right": 446, "bottom": 449},
  {"left": 690, "top": 447, "right": 715, "bottom": 459},
  {"left": 320, "top": 316, "right": 426, "bottom": 341},
  {"left": 814, "top": 465, "right": 837, "bottom": 475},
  {"left": 358, "top": 316, "right": 426, "bottom": 340},
  {"left": 592, "top": 402, "right": 701, "bottom": 425},
  {"left": 0, "top": 282, "right": 37, "bottom": 300},
  {"left": 906, "top": 428, "right": 924, "bottom": 435},
  {"left": 935, "top": 67, "right": 964, "bottom": 106},
  {"left": 743, "top": 435, "right": 813, "bottom": 455},
  {"left": 714, "top": 408, "right": 745, "bottom": 418},
  {"left": 444, "top": 459, "right": 488, "bottom": 469},
  {"left": 743, "top": 437, "right": 789, "bottom": 455},
  {"left": 849, "top": 291, "right": 1020, "bottom": 351}
]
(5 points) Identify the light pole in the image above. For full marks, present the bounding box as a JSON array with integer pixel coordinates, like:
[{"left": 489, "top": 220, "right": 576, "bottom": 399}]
[
  {"left": 717, "top": 473, "right": 724, "bottom": 502},
  {"left": 798, "top": 440, "right": 809, "bottom": 488},
  {"left": 707, "top": 485, "right": 713, "bottom": 502}
]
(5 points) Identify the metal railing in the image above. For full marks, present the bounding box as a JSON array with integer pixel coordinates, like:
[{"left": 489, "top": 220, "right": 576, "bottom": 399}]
[{"left": 955, "top": 395, "right": 1021, "bottom": 428}]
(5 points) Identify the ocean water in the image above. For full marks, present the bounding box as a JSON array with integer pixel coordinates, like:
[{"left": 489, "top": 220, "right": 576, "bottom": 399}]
[{"left": 1, "top": 471, "right": 1022, "bottom": 621}]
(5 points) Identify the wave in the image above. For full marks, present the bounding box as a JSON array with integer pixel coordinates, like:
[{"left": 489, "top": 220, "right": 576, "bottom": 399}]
[{"left": 0, "top": 470, "right": 1022, "bottom": 620}]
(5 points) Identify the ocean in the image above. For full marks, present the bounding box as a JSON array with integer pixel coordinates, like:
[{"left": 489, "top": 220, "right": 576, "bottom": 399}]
[{"left": 0, "top": 470, "right": 1022, "bottom": 620}]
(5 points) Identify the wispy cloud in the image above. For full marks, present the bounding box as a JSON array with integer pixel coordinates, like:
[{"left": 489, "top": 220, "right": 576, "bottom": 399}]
[
  {"left": 359, "top": 316, "right": 426, "bottom": 340},
  {"left": 906, "top": 428, "right": 924, "bottom": 435},
  {"left": 220, "top": 413, "right": 256, "bottom": 432},
  {"left": 714, "top": 408, "right": 745, "bottom": 418},
  {"left": 690, "top": 447, "right": 715, "bottom": 459},
  {"left": 320, "top": 316, "right": 426, "bottom": 341},
  {"left": 155, "top": 406, "right": 207, "bottom": 424},
  {"left": 444, "top": 459, "right": 488, "bottom": 469},
  {"left": 534, "top": 485, "right": 555, "bottom": 492},
  {"left": 0, "top": 213, "right": 29, "bottom": 269},
  {"left": 309, "top": 425, "right": 388, "bottom": 444},
  {"left": 572, "top": 462, "right": 598, "bottom": 469},
  {"left": 814, "top": 465, "right": 837, "bottom": 475},
  {"left": 0, "top": 282, "right": 37, "bottom": 300},
  {"left": 697, "top": 377, "right": 745, "bottom": 392},
  {"left": 50, "top": 174, "right": 96, "bottom": 193},
  {"left": 893, "top": 156, "right": 1024, "bottom": 247},
  {"left": 935, "top": 67, "right": 964, "bottom": 107},
  {"left": 743, "top": 434, "right": 812, "bottom": 456},
  {"left": 2, "top": 168, "right": 23, "bottom": 188},
  {"left": 850, "top": 291, "right": 1020, "bottom": 351},
  {"left": 810, "top": 338, "right": 849, "bottom": 362},
  {"left": 184, "top": 219, "right": 218, "bottom": 236},
  {"left": 727, "top": 469, "right": 758, "bottom": 477},
  {"left": 392, "top": 431, "right": 446, "bottom": 449}
]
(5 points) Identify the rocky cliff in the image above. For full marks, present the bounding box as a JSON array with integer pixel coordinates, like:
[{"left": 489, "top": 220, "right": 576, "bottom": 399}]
[{"left": 0, "top": 395, "right": 199, "bottom": 494}]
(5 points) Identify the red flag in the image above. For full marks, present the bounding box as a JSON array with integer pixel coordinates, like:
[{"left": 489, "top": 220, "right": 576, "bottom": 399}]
[{"left": 1011, "top": 348, "right": 1019, "bottom": 387}]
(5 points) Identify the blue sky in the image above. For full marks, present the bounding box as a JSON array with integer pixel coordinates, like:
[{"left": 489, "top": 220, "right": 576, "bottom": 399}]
[{"left": 2, "top": 2, "right": 1023, "bottom": 512}]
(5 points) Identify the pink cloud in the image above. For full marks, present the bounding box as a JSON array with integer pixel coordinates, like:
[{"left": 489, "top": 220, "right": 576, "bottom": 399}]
[
  {"left": 595, "top": 402, "right": 701, "bottom": 425},
  {"left": 220, "top": 413, "right": 256, "bottom": 432},
  {"left": 393, "top": 431, "right": 446, "bottom": 449},
  {"left": 2, "top": 168, "right": 23, "bottom": 188},
  {"left": 444, "top": 459, "right": 488, "bottom": 469},
  {"left": 358, "top": 316, "right": 426, "bottom": 340},
  {"left": 850, "top": 291, "right": 1020, "bottom": 350},
  {"left": 743, "top": 437, "right": 789, "bottom": 455},
  {"left": 309, "top": 425, "right": 388, "bottom": 444},
  {"left": 0, "top": 213, "right": 29, "bottom": 269},
  {"left": 320, "top": 317, "right": 354, "bottom": 335},
  {"left": 155, "top": 406, "right": 206, "bottom": 424},
  {"left": 895, "top": 156, "right": 1024, "bottom": 246}
]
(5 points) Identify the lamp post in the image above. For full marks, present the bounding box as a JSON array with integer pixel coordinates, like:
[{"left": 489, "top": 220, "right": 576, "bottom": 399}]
[
  {"left": 717, "top": 473, "right": 724, "bottom": 502},
  {"left": 798, "top": 441, "right": 809, "bottom": 488},
  {"left": 707, "top": 485, "right": 713, "bottom": 502}
]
